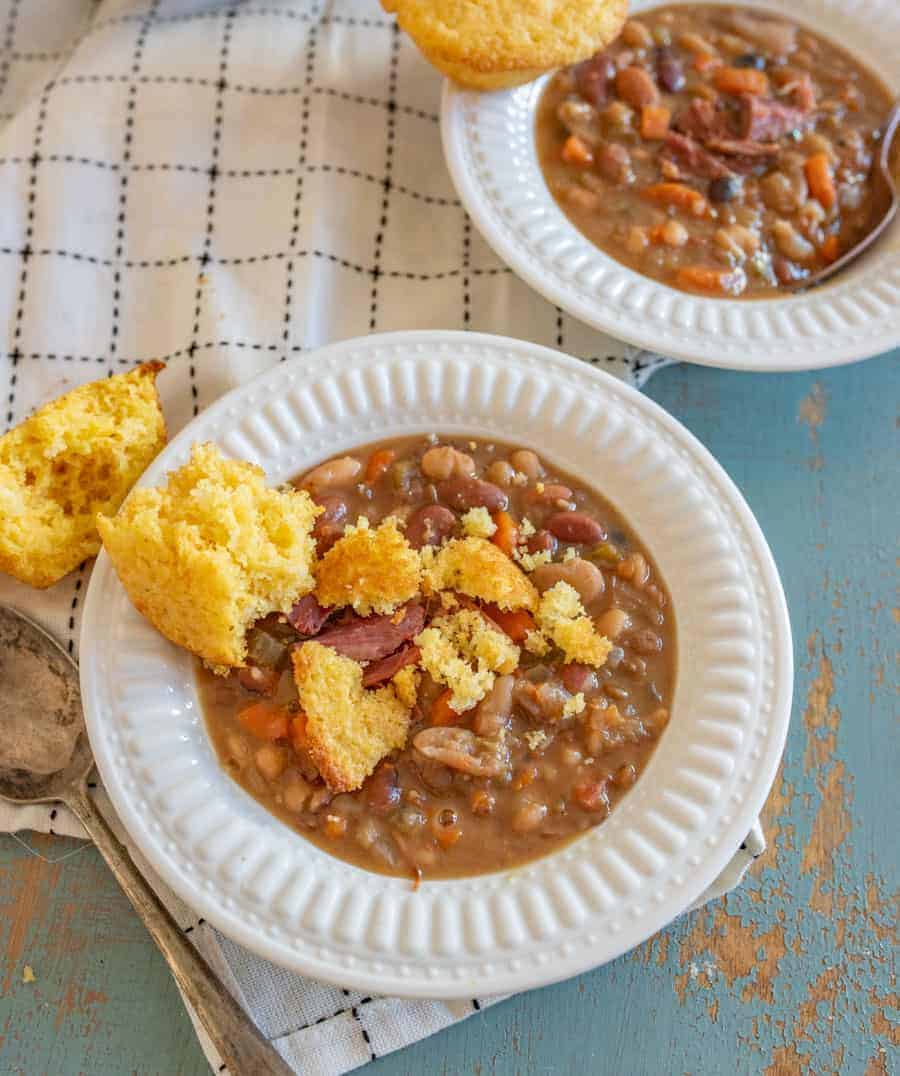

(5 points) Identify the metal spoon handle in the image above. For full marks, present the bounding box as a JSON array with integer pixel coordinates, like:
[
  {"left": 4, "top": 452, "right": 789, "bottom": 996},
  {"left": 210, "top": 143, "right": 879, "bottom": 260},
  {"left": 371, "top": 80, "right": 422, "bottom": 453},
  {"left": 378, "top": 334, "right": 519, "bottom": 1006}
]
[{"left": 64, "top": 785, "right": 294, "bottom": 1076}]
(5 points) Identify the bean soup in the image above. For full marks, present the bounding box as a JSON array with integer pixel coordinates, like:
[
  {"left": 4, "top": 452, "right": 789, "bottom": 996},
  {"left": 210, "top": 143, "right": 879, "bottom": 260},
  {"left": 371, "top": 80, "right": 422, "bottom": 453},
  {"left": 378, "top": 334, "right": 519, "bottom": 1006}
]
[
  {"left": 536, "top": 4, "right": 895, "bottom": 297},
  {"left": 199, "top": 437, "right": 675, "bottom": 881}
]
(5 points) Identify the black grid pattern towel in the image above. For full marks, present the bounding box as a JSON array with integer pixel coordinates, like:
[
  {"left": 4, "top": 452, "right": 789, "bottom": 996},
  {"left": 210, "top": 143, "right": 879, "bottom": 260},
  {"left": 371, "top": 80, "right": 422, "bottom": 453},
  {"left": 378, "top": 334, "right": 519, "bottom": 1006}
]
[{"left": 0, "top": 3, "right": 760, "bottom": 1075}]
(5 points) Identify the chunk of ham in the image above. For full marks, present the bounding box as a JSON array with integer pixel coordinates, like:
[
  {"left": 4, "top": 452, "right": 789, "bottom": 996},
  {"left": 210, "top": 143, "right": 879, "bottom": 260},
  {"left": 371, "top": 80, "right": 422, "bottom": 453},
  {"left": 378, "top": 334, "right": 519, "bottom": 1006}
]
[
  {"left": 361, "top": 643, "right": 421, "bottom": 688},
  {"left": 673, "top": 99, "right": 732, "bottom": 143},
  {"left": 315, "top": 603, "right": 425, "bottom": 662},
  {"left": 287, "top": 594, "right": 333, "bottom": 636},
  {"left": 738, "top": 94, "right": 809, "bottom": 141},
  {"left": 663, "top": 131, "right": 735, "bottom": 179}
]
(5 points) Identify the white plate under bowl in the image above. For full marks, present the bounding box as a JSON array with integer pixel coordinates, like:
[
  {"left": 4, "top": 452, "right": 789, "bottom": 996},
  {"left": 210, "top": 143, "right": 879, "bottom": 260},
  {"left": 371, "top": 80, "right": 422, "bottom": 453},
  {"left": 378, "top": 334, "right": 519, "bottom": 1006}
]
[
  {"left": 441, "top": 0, "right": 900, "bottom": 371},
  {"left": 80, "top": 331, "right": 792, "bottom": 997}
]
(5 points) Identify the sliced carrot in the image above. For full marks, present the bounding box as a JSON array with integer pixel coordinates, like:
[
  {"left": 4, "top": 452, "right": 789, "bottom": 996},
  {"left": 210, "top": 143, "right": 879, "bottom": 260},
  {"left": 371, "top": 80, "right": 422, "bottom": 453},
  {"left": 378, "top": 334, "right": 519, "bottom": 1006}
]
[
  {"left": 713, "top": 66, "right": 769, "bottom": 96},
  {"left": 561, "top": 134, "right": 594, "bottom": 166},
  {"left": 364, "top": 447, "right": 396, "bottom": 484},
  {"left": 431, "top": 689, "right": 464, "bottom": 727},
  {"left": 640, "top": 104, "right": 671, "bottom": 140},
  {"left": 491, "top": 510, "right": 519, "bottom": 557},
  {"left": 642, "top": 182, "right": 707, "bottom": 217},
  {"left": 323, "top": 814, "right": 348, "bottom": 839},
  {"left": 692, "top": 53, "right": 722, "bottom": 74},
  {"left": 238, "top": 701, "right": 290, "bottom": 740},
  {"left": 290, "top": 713, "right": 307, "bottom": 753},
  {"left": 820, "top": 234, "right": 840, "bottom": 264},
  {"left": 804, "top": 152, "right": 836, "bottom": 210},
  {"left": 483, "top": 603, "right": 536, "bottom": 644},
  {"left": 675, "top": 265, "right": 746, "bottom": 296}
]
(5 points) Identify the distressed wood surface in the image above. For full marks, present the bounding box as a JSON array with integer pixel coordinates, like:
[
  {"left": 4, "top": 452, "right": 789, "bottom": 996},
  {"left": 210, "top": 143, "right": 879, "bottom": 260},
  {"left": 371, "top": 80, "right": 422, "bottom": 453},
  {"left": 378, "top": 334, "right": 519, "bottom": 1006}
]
[{"left": 1, "top": 354, "right": 897, "bottom": 1075}]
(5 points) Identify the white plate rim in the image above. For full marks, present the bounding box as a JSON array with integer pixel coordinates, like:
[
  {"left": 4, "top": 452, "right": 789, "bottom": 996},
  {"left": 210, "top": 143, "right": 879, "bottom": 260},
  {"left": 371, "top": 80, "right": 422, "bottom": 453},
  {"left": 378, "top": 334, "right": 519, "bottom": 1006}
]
[
  {"left": 79, "top": 330, "right": 793, "bottom": 997},
  {"left": 440, "top": 0, "right": 900, "bottom": 372}
]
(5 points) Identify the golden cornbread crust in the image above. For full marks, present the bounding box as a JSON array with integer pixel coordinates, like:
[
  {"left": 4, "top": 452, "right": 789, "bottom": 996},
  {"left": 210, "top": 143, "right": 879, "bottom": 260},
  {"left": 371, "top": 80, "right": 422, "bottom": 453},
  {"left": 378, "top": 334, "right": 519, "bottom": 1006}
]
[
  {"left": 97, "top": 442, "right": 320, "bottom": 668},
  {"left": 314, "top": 516, "right": 421, "bottom": 616},
  {"left": 0, "top": 362, "right": 166, "bottom": 588},
  {"left": 381, "top": 0, "right": 628, "bottom": 90},
  {"left": 423, "top": 536, "right": 538, "bottom": 612},
  {"left": 292, "top": 641, "right": 411, "bottom": 792}
]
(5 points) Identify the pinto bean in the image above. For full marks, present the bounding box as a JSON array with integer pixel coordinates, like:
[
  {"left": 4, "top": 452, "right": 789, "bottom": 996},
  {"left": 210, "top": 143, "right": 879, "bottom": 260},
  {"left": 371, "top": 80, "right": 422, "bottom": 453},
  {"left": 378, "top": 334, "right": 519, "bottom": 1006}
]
[
  {"left": 512, "top": 800, "right": 549, "bottom": 832},
  {"left": 531, "top": 558, "right": 606, "bottom": 606},
  {"left": 421, "top": 445, "right": 475, "bottom": 481},
  {"left": 472, "top": 675, "right": 514, "bottom": 737},
  {"left": 615, "top": 65, "right": 659, "bottom": 109},
  {"left": 594, "top": 606, "right": 631, "bottom": 640},
  {"left": 509, "top": 449, "right": 543, "bottom": 479},
  {"left": 486, "top": 459, "right": 515, "bottom": 487},
  {"left": 405, "top": 504, "right": 456, "bottom": 550},
  {"left": 438, "top": 477, "right": 508, "bottom": 512},
  {"left": 255, "top": 744, "right": 287, "bottom": 782},
  {"left": 301, "top": 456, "right": 362, "bottom": 491},
  {"left": 546, "top": 512, "right": 607, "bottom": 545}
]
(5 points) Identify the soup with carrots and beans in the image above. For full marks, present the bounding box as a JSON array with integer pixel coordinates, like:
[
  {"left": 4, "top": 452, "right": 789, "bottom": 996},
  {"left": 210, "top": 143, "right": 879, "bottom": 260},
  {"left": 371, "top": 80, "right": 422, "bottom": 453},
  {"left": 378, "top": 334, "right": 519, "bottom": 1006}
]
[
  {"left": 536, "top": 4, "right": 895, "bottom": 297},
  {"left": 199, "top": 436, "right": 675, "bottom": 881}
]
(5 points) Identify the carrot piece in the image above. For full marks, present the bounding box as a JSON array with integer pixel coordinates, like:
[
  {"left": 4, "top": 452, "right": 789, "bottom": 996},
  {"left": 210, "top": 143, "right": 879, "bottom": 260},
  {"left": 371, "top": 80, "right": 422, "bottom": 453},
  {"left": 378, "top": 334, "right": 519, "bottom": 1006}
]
[
  {"left": 290, "top": 713, "right": 307, "bottom": 753},
  {"left": 820, "top": 234, "right": 840, "bottom": 264},
  {"left": 640, "top": 104, "right": 671, "bottom": 140},
  {"left": 692, "top": 53, "right": 722, "bottom": 74},
  {"left": 364, "top": 447, "right": 396, "bottom": 484},
  {"left": 561, "top": 134, "right": 594, "bottom": 166},
  {"left": 805, "top": 152, "right": 836, "bottom": 210},
  {"left": 491, "top": 510, "right": 519, "bottom": 556},
  {"left": 675, "top": 265, "right": 747, "bottom": 296},
  {"left": 238, "top": 700, "right": 290, "bottom": 740},
  {"left": 713, "top": 66, "right": 769, "bottom": 96},
  {"left": 642, "top": 182, "right": 707, "bottom": 217},
  {"left": 483, "top": 603, "right": 536, "bottom": 644},
  {"left": 431, "top": 689, "right": 464, "bottom": 727}
]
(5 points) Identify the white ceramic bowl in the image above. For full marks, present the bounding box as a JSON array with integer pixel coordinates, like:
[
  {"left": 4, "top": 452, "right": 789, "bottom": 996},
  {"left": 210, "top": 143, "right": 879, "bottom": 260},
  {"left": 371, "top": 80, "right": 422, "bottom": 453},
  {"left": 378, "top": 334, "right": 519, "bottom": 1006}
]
[
  {"left": 441, "top": 0, "right": 900, "bottom": 371},
  {"left": 80, "top": 331, "right": 792, "bottom": 997}
]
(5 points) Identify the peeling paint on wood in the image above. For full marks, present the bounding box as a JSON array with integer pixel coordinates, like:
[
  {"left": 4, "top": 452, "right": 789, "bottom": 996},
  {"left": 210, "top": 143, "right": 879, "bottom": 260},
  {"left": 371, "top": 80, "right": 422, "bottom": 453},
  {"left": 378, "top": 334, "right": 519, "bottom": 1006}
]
[{"left": 1, "top": 358, "right": 897, "bottom": 1076}]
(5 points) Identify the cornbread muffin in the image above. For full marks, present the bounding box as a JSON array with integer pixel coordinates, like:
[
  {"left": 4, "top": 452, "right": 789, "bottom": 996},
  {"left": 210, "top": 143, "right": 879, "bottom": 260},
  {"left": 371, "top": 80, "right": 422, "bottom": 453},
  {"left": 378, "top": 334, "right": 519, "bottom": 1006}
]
[
  {"left": 97, "top": 443, "right": 320, "bottom": 668},
  {"left": 292, "top": 641, "right": 412, "bottom": 792},
  {"left": 381, "top": 0, "right": 628, "bottom": 90},
  {"left": 0, "top": 362, "right": 166, "bottom": 588}
]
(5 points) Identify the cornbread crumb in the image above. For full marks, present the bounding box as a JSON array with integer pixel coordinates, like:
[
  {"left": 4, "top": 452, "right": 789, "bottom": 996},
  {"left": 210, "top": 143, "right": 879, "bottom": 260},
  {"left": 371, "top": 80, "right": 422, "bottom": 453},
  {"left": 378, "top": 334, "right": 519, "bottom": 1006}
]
[
  {"left": 439, "top": 590, "right": 460, "bottom": 611},
  {"left": 514, "top": 547, "right": 552, "bottom": 573},
  {"left": 525, "top": 730, "right": 549, "bottom": 752},
  {"left": 423, "top": 537, "right": 538, "bottom": 611},
  {"left": 461, "top": 506, "right": 497, "bottom": 539},
  {"left": 563, "top": 692, "right": 586, "bottom": 717},
  {"left": 415, "top": 609, "right": 519, "bottom": 712},
  {"left": 563, "top": 546, "right": 577, "bottom": 562},
  {"left": 381, "top": 0, "right": 627, "bottom": 91},
  {"left": 0, "top": 362, "right": 166, "bottom": 588},
  {"left": 391, "top": 665, "right": 420, "bottom": 709},
  {"left": 98, "top": 442, "right": 319, "bottom": 667},
  {"left": 519, "top": 517, "right": 536, "bottom": 538},
  {"left": 524, "top": 630, "right": 550, "bottom": 656},
  {"left": 292, "top": 641, "right": 411, "bottom": 792},
  {"left": 537, "top": 581, "right": 612, "bottom": 667},
  {"left": 535, "top": 482, "right": 545, "bottom": 494},
  {"left": 315, "top": 516, "right": 421, "bottom": 615}
]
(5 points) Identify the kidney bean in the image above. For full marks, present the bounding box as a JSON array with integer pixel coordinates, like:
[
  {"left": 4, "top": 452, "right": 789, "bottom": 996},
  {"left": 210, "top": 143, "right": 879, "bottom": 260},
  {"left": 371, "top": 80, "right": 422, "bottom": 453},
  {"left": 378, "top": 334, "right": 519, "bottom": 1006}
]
[
  {"left": 438, "top": 477, "right": 508, "bottom": 512},
  {"left": 531, "top": 558, "right": 606, "bottom": 606},
  {"left": 527, "top": 483, "right": 573, "bottom": 506},
  {"left": 546, "top": 512, "right": 607, "bottom": 545},
  {"left": 615, "top": 65, "right": 659, "bottom": 109},
  {"left": 527, "top": 529, "right": 557, "bottom": 556},
  {"left": 561, "top": 663, "right": 598, "bottom": 695},
  {"left": 301, "top": 456, "right": 361, "bottom": 491},
  {"left": 575, "top": 54, "right": 616, "bottom": 108},
  {"left": 655, "top": 46, "right": 685, "bottom": 92},
  {"left": 287, "top": 594, "right": 333, "bottom": 636},
  {"left": 405, "top": 504, "right": 456, "bottom": 550},
  {"left": 312, "top": 495, "right": 348, "bottom": 551},
  {"left": 361, "top": 643, "right": 421, "bottom": 687},
  {"left": 366, "top": 762, "right": 402, "bottom": 813},
  {"left": 317, "top": 604, "right": 425, "bottom": 662}
]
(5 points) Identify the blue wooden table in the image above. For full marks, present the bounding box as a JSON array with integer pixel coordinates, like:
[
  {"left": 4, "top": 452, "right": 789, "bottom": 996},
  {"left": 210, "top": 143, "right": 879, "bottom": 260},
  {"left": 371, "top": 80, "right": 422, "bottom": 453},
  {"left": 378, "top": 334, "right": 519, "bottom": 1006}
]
[{"left": 1, "top": 354, "right": 897, "bottom": 1075}]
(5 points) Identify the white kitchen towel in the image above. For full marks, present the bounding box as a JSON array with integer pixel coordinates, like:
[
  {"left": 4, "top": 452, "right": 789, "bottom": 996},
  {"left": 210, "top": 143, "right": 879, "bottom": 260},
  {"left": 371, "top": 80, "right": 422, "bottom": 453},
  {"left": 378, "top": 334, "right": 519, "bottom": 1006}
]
[{"left": 0, "top": 2, "right": 763, "bottom": 1073}]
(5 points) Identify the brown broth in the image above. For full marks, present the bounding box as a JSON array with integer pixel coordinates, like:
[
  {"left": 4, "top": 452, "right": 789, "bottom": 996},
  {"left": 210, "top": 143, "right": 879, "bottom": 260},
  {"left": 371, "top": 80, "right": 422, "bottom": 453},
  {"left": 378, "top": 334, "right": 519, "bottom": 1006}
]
[
  {"left": 536, "top": 4, "right": 895, "bottom": 297},
  {"left": 198, "top": 436, "right": 676, "bottom": 880}
]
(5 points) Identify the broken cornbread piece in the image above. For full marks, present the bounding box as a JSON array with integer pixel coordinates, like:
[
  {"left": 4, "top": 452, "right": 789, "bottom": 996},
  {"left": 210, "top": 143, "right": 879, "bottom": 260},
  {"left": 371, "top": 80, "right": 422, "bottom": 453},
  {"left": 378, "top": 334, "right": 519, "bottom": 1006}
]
[
  {"left": 536, "top": 581, "right": 612, "bottom": 667},
  {"left": 315, "top": 516, "right": 421, "bottom": 616},
  {"left": 563, "top": 692, "right": 586, "bottom": 717},
  {"left": 422, "top": 537, "right": 538, "bottom": 612},
  {"left": 415, "top": 608, "right": 519, "bottom": 712},
  {"left": 460, "top": 506, "right": 496, "bottom": 539},
  {"left": 97, "top": 442, "right": 319, "bottom": 668},
  {"left": 292, "top": 641, "right": 411, "bottom": 792},
  {"left": 0, "top": 362, "right": 166, "bottom": 588},
  {"left": 391, "top": 665, "right": 420, "bottom": 709}
]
